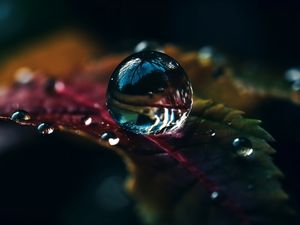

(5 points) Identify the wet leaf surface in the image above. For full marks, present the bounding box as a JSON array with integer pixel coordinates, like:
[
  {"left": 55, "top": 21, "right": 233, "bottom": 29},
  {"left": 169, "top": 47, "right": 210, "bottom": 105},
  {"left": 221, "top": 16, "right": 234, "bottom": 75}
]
[{"left": 0, "top": 47, "right": 296, "bottom": 225}]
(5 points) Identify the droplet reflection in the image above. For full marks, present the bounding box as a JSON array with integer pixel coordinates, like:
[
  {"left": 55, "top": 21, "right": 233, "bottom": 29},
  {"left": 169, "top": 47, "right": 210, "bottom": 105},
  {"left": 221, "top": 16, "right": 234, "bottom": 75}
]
[
  {"left": 10, "top": 110, "right": 31, "bottom": 122},
  {"left": 106, "top": 51, "right": 193, "bottom": 135},
  {"left": 101, "top": 132, "right": 120, "bottom": 146},
  {"left": 37, "top": 123, "right": 54, "bottom": 135},
  {"left": 232, "top": 137, "right": 254, "bottom": 157}
]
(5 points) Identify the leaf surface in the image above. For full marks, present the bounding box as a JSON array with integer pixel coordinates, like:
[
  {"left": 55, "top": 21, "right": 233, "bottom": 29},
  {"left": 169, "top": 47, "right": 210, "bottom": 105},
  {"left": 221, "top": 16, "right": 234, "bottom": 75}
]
[{"left": 0, "top": 51, "right": 294, "bottom": 225}]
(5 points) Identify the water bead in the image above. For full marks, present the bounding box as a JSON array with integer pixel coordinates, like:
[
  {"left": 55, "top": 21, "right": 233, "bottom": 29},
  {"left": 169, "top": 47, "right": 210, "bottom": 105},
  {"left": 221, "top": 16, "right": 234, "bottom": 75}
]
[
  {"left": 106, "top": 51, "right": 193, "bottom": 135},
  {"left": 10, "top": 110, "right": 31, "bottom": 122},
  {"left": 134, "top": 41, "right": 162, "bottom": 53},
  {"left": 14, "top": 67, "right": 34, "bottom": 84},
  {"left": 101, "top": 132, "right": 120, "bottom": 146},
  {"left": 82, "top": 116, "right": 93, "bottom": 126},
  {"left": 284, "top": 67, "right": 300, "bottom": 83},
  {"left": 37, "top": 122, "right": 55, "bottom": 135},
  {"left": 210, "top": 191, "right": 224, "bottom": 203},
  {"left": 198, "top": 46, "right": 226, "bottom": 66},
  {"left": 45, "top": 78, "right": 65, "bottom": 94},
  {"left": 232, "top": 137, "right": 254, "bottom": 157}
]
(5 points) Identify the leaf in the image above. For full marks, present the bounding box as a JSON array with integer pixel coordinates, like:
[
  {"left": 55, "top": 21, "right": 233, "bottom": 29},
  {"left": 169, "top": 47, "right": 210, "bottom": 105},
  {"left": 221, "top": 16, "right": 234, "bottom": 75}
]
[
  {"left": 0, "top": 53, "right": 295, "bottom": 225},
  {"left": 163, "top": 46, "right": 300, "bottom": 113}
]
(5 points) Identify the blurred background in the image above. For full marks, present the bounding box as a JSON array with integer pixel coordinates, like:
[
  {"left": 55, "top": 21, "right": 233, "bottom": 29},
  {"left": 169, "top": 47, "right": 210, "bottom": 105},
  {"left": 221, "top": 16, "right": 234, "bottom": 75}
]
[{"left": 0, "top": 0, "right": 300, "bottom": 224}]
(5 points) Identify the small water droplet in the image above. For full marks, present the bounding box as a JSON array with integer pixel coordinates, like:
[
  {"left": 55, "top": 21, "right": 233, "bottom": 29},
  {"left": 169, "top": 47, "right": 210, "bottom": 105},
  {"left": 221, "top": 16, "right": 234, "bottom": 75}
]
[
  {"left": 198, "top": 46, "right": 226, "bottom": 67},
  {"left": 232, "top": 137, "right": 254, "bottom": 157},
  {"left": 206, "top": 129, "right": 216, "bottom": 137},
  {"left": 45, "top": 78, "right": 65, "bottom": 94},
  {"left": 83, "top": 116, "right": 92, "bottom": 126},
  {"left": 107, "top": 51, "right": 193, "bottom": 135},
  {"left": 14, "top": 67, "right": 34, "bottom": 84},
  {"left": 37, "top": 123, "right": 54, "bottom": 135},
  {"left": 210, "top": 191, "right": 224, "bottom": 203},
  {"left": 101, "top": 132, "right": 120, "bottom": 146},
  {"left": 10, "top": 110, "right": 31, "bottom": 122},
  {"left": 211, "top": 191, "right": 219, "bottom": 199},
  {"left": 285, "top": 67, "right": 300, "bottom": 82},
  {"left": 134, "top": 41, "right": 162, "bottom": 52},
  {"left": 292, "top": 80, "right": 300, "bottom": 92}
]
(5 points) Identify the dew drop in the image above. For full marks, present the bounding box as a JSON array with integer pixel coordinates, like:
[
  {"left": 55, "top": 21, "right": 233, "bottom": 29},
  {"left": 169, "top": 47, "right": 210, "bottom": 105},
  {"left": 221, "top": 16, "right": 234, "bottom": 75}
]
[
  {"left": 210, "top": 191, "right": 224, "bottom": 203},
  {"left": 37, "top": 123, "right": 54, "bottom": 135},
  {"left": 206, "top": 129, "right": 216, "bottom": 137},
  {"left": 10, "top": 110, "right": 31, "bottom": 122},
  {"left": 134, "top": 41, "right": 162, "bottom": 53},
  {"left": 101, "top": 132, "right": 120, "bottom": 146},
  {"left": 106, "top": 51, "right": 193, "bottom": 135},
  {"left": 232, "top": 137, "right": 254, "bottom": 157},
  {"left": 292, "top": 80, "right": 300, "bottom": 92},
  {"left": 198, "top": 46, "right": 227, "bottom": 79},
  {"left": 82, "top": 116, "right": 92, "bottom": 126},
  {"left": 14, "top": 67, "right": 34, "bottom": 84},
  {"left": 45, "top": 78, "right": 65, "bottom": 94},
  {"left": 284, "top": 67, "right": 300, "bottom": 82}
]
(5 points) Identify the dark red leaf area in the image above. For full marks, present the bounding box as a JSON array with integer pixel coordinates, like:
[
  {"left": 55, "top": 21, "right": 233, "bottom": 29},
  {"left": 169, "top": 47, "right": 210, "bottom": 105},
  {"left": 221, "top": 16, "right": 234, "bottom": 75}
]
[{"left": 0, "top": 69, "right": 291, "bottom": 225}]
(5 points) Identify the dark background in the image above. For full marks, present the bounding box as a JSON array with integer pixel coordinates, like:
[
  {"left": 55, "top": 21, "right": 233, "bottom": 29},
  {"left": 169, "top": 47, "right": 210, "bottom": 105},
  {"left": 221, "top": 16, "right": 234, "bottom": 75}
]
[
  {"left": 1, "top": 0, "right": 300, "bottom": 65},
  {"left": 0, "top": 0, "right": 300, "bottom": 224}
]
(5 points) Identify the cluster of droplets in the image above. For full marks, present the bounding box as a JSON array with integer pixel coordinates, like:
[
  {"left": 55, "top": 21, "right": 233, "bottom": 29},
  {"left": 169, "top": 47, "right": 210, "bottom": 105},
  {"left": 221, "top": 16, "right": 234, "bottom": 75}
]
[{"left": 10, "top": 110, "right": 55, "bottom": 135}]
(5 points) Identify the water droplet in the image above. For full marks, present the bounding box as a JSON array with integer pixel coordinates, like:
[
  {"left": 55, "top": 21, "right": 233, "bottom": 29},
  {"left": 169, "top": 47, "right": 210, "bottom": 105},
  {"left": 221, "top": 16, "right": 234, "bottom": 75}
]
[
  {"left": 14, "top": 67, "right": 34, "bottom": 84},
  {"left": 107, "top": 51, "right": 193, "bottom": 135},
  {"left": 134, "top": 41, "right": 162, "bottom": 53},
  {"left": 10, "top": 110, "right": 31, "bottom": 122},
  {"left": 232, "top": 137, "right": 254, "bottom": 157},
  {"left": 82, "top": 116, "right": 92, "bottom": 126},
  {"left": 101, "top": 132, "right": 120, "bottom": 146},
  {"left": 198, "top": 46, "right": 226, "bottom": 67},
  {"left": 206, "top": 129, "right": 216, "bottom": 137},
  {"left": 45, "top": 78, "right": 65, "bottom": 94},
  {"left": 37, "top": 123, "right": 54, "bottom": 135},
  {"left": 292, "top": 80, "right": 300, "bottom": 92},
  {"left": 284, "top": 67, "right": 300, "bottom": 82},
  {"left": 210, "top": 191, "right": 224, "bottom": 203}
]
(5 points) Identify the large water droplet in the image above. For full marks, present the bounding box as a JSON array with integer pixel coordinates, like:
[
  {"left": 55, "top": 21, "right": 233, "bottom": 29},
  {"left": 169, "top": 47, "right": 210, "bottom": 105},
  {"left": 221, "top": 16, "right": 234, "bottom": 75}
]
[
  {"left": 37, "top": 123, "right": 54, "bottom": 135},
  {"left": 106, "top": 51, "right": 193, "bottom": 135},
  {"left": 232, "top": 137, "right": 254, "bottom": 157},
  {"left": 134, "top": 41, "right": 162, "bottom": 53},
  {"left": 206, "top": 129, "right": 216, "bottom": 137},
  {"left": 101, "top": 132, "right": 120, "bottom": 146},
  {"left": 10, "top": 110, "right": 31, "bottom": 122}
]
